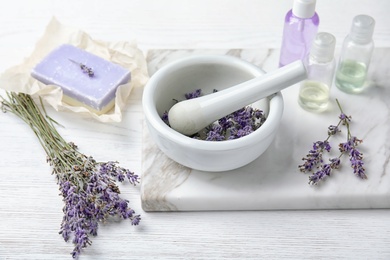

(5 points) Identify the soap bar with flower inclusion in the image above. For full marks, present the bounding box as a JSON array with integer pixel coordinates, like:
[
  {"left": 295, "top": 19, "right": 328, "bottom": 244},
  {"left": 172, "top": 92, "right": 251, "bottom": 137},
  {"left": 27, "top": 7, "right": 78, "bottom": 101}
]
[{"left": 31, "top": 44, "right": 131, "bottom": 114}]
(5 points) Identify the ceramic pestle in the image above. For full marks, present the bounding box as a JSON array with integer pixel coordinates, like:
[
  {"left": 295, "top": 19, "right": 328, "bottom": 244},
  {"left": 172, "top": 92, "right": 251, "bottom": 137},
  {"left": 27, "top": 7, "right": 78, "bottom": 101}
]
[{"left": 168, "top": 60, "right": 307, "bottom": 136}]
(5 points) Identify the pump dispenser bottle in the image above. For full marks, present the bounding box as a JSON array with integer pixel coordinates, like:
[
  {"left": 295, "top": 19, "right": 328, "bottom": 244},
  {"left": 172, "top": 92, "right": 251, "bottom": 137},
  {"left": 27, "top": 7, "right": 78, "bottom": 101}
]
[
  {"left": 279, "top": 0, "right": 319, "bottom": 67},
  {"left": 298, "top": 32, "right": 336, "bottom": 112},
  {"left": 335, "top": 14, "right": 375, "bottom": 93}
]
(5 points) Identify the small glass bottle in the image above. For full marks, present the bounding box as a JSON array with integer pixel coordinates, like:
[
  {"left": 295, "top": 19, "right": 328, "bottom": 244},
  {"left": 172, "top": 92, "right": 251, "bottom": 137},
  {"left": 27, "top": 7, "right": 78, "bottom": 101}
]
[
  {"left": 335, "top": 14, "right": 375, "bottom": 93},
  {"left": 279, "top": 0, "right": 320, "bottom": 67},
  {"left": 298, "top": 32, "right": 336, "bottom": 112}
]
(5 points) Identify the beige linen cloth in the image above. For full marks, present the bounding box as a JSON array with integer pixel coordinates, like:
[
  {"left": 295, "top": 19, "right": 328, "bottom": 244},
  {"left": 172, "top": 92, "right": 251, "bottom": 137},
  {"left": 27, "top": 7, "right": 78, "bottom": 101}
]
[{"left": 0, "top": 17, "right": 149, "bottom": 122}]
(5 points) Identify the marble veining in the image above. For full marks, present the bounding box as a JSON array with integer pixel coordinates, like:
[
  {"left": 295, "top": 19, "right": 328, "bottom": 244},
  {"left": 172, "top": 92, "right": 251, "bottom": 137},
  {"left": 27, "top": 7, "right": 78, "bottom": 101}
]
[
  {"left": 141, "top": 120, "right": 192, "bottom": 211},
  {"left": 141, "top": 48, "right": 390, "bottom": 212}
]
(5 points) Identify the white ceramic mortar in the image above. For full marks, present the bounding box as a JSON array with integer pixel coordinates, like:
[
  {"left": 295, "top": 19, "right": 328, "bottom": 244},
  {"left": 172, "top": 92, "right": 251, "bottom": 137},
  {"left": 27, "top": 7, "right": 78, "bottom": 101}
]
[{"left": 142, "top": 55, "right": 284, "bottom": 172}]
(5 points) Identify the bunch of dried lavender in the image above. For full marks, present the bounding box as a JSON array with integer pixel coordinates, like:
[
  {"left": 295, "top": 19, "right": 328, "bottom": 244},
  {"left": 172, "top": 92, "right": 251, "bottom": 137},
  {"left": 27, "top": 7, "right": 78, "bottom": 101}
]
[
  {"left": 162, "top": 89, "right": 267, "bottom": 141},
  {"left": 299, "top": 99, "right": 366, "bottom": 185},
  {"left": 1, "top": 92, "right": 140, "bottom": 259}
]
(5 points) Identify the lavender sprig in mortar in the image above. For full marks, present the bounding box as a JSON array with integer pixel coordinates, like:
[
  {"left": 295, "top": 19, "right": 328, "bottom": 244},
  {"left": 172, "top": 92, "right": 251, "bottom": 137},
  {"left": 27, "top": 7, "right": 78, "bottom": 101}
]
[
  {"left": 1, "top": 92, "right": 140, "bottom": 259},
  {"left": 299, "top": 99, "right": 366, "bottom": 185}
]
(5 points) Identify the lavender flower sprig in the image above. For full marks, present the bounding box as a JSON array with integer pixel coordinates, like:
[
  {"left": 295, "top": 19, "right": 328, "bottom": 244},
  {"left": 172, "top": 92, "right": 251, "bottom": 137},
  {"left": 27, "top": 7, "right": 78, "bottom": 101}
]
[
  {"left": 69, "top": 59, "right": 94, "bottom": 77},
  {"left": 299, "top": 99, "right": 366, "bottom": 185},
  {"left": 162, "top": 89, "right": 267, "bottom": 141},
  {"left": 1, "top": 92, "right": 140, "bottom": 259}
]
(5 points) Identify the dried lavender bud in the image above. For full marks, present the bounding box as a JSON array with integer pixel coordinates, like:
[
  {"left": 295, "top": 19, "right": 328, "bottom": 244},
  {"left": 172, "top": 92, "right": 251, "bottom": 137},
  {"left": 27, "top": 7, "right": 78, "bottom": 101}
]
[
  {"left": 308, "top": 157, "right": 341, "bottom": 185},
  {"left": 161, "top": 111, "right": 169, "bottom": 126},
  {"left": 80, "top": 64, "right": 94, "bottom": 77},
  {"left": 328, "top": 125, "right": 339, "bottom": 135},
  {"left": 205, "top": 124, "right": 225, "bottom": 141},
  {"left": 184, "top": 88, "right": 201, "bottom": 99},
  {"left": 339, "top": 113, "right": 351, "bottom": 124},
  {"left": 339, "top": 136, "right": 366, "bottom": 179},
  {"left": 299, "top": 140, "right": 331, "bottom": 172}
]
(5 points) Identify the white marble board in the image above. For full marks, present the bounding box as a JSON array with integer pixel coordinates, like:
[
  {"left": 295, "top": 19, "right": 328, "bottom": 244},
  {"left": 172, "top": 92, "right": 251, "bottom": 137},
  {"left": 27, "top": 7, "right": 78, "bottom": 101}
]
[{"left": 141, "top": 49, "right": 390, "bottom": 212}]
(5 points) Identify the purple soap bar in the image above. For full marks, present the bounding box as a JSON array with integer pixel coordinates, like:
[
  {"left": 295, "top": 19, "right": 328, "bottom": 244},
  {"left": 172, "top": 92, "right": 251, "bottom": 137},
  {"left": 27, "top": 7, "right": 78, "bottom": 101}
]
[{"left": 31, "top": 44, "right": 131, "bottom": 114}]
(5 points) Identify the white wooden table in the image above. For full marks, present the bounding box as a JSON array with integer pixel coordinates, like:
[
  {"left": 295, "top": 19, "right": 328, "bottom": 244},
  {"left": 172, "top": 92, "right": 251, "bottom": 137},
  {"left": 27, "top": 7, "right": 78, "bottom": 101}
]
[{"left": 0, "top": 1, "right": 389, "bottom": 259}]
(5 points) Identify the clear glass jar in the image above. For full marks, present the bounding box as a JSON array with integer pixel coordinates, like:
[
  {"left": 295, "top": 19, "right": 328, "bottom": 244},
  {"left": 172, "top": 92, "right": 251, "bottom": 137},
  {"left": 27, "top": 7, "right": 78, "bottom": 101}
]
[
  {"left": 335, "top": 14, "right": 375, "bottom": 93},
  {"left": 298, "top": 32, "right": 336, "bottom": 112}
]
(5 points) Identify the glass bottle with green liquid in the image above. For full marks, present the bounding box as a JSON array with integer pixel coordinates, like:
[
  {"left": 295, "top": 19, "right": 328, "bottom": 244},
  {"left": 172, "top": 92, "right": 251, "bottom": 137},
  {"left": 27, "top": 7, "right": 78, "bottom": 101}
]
[
  {"left": 335, "top": 14, "right": 375, "bottom": 93},
  {"left": 298, "top": 32, "right": 336, "bottom": 112}
]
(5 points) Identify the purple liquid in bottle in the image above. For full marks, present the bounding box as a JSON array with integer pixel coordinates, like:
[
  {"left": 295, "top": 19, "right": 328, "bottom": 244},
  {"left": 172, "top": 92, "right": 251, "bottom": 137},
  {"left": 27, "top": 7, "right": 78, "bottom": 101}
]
[{"left": 279, "top": 1, "right": 320, "bottom": 67}]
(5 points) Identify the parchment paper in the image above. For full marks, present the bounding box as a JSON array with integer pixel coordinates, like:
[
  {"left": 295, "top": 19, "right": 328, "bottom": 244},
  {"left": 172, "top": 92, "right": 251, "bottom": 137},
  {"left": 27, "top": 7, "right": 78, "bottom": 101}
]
[{"left": 0, "top": 17, "right": 149, "bottom": 122}]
